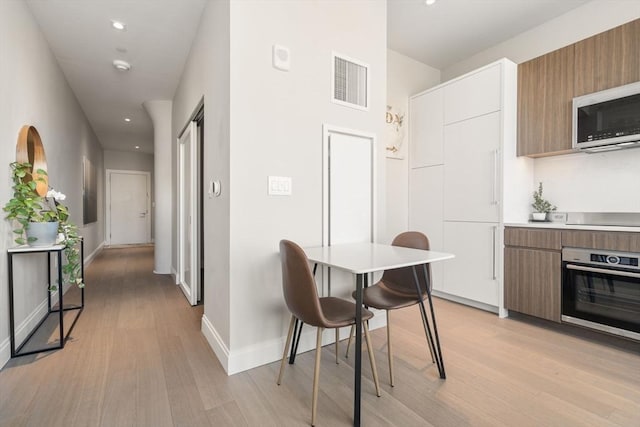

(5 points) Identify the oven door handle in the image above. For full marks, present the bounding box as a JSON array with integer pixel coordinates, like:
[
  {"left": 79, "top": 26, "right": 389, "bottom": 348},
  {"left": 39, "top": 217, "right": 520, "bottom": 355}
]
[{"left": 566, "top": 263, "right": 640, "bottom": 279}]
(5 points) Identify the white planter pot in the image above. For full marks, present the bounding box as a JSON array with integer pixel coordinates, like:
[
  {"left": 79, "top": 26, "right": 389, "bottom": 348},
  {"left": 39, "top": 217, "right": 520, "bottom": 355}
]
[
  {"left": 26, "top": 221, "right": 59, "bottom": 246},
  {"left": 532, "top": 212, "right": 547, "bottom": 221}
]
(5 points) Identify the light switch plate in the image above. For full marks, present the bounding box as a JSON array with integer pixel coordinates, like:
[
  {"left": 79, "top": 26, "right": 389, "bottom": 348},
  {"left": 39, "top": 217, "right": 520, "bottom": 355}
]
[{"left": 268, "top": 176, "right": 292, "bottom": 196}]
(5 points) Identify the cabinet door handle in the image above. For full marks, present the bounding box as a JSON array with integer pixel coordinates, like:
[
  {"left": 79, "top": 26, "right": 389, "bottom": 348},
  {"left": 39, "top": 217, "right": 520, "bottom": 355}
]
[
  {"left": 566, "top": 264, "right": 640, "bottom": 279},
  {"left": 492, "top": 226, "right": 497, "bottom": 280},
  {"left": 492, "top": 149, "right": 499, "bottom": 206}
]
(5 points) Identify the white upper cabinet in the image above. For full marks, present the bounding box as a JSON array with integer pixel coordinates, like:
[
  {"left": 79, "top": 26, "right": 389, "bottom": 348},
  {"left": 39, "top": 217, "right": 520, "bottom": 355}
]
[
  {"left": 409, "top": 88, "right": 443, "bottom": 168},
  {"left": 443, "top": 64, "right": 502, "bottom": 125},
  {"left": 443, "top": 111, "right": 501, "bottom": 222}
]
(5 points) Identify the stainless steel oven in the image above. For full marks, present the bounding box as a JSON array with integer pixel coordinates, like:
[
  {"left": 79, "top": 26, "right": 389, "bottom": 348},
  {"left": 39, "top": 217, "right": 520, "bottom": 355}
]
[{"left": 562, "top": 247, "right": 640, "bottom": 340}]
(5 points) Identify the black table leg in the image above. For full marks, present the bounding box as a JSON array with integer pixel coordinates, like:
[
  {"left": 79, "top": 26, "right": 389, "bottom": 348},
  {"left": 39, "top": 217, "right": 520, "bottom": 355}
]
[
  {"left": 288, "top": 263, "right": 320, "bottom": 365},
  {"left": 353, "top": 273, "right": 363, "bottom": 426}
]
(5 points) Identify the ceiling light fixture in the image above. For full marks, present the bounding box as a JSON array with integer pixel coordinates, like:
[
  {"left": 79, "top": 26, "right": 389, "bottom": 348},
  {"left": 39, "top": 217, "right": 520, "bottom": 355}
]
[
  {"left": 111, "top": 20, "right": 126, "bottom": 31},
  {"left": 425, "top": 0, "right": 436, "bottom": 5},
  {"left": 124, "top": 117, "right": 131, "bottom": 122},
  {"left": 113, "top": 59, "right": 131, "bottom": 71},
  {"left": 135, "top": 145, "right": 140, "bottom": 150}
]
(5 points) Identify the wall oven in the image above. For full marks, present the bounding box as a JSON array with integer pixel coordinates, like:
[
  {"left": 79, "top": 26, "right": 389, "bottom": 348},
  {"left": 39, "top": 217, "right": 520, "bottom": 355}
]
[{"left": 562, "top": 247, "right": 640, "bottom": 340}]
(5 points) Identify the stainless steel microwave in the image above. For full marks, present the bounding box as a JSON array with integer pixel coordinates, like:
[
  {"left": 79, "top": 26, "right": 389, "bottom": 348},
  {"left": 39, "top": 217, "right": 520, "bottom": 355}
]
[{"left": 572, "top": 81, "right": 640, "bottom": 153}]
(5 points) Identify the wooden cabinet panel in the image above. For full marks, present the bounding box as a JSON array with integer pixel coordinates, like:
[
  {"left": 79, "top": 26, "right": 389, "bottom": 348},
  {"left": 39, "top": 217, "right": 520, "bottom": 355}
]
[
  {"left": 630, "top": 234, "right": 640, "bottom": 253},
  {"left": 574, "top": 19, "right": 640, "bottom": 97},
  {"left": 517, "top": 45, "right": 574, "bottom": 157},
  {"left": 504, "top": 247, "right": 561, "bottom": 322},
  {"left": 504, "top": 228, "right": 561, "bottom": 250},
  {"left": 562, "top": 230, "right": 631, "bottom": 252}
]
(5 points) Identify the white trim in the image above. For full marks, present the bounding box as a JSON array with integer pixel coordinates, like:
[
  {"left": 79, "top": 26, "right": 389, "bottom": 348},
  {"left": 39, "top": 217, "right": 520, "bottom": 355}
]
[
  {"left": 431, "top": 291, "right": 499, "bottom": 314},
  {"left": 331, "top": 51, "right": 370, "bottom": 111},
  {"left": 105, "top": 169, "right": 152, "bottom": 245},
  {"left": 84, "top": 241, "right": 104, "bottom": 267},
  {"left": 201, "top": 312, "right": 386, "bottom": 376}
]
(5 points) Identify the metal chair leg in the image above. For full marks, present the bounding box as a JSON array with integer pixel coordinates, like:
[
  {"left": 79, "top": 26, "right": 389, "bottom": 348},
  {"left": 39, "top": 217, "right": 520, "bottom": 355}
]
[
  {"left": 312, "top": 327, "right": 323, "bottom": 426},
  {"left": 335, "top": 328, "right": 339, "bottom": 364},
  {"left": 386, "top": 310, "right": 395, "bottom": 387},
  {"left": 277, "top": 315, "right": 296, "bottom": 385}
]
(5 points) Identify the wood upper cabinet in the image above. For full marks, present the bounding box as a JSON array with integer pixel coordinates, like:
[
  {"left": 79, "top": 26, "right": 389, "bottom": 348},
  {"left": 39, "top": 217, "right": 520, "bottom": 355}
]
[
  {"left": 517, "top": 45, "right": 574, "bottom": 157},
  {"left": 574, "top": 19, "right": 640, "bottom": 97},
  {"left": 504, "top": 247, "right": 561, "bottom": 322}
]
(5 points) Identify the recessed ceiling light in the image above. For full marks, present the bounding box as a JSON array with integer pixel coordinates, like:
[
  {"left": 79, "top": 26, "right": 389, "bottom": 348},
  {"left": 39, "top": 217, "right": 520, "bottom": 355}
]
[
  {"left": 425, "top": 0, "right": 436, "bottom": 5},
  {"left": 113, "top": 59, "right": 131, "bottom": 71},
  {"left": 135, "top": 145, "right": 140, "bottom": 150},
  {"left": 124, "top": 117, "right": 131, "bottom": 122},
  {"left": 111, "top": 20, "right": 126, "bottom": 31}
]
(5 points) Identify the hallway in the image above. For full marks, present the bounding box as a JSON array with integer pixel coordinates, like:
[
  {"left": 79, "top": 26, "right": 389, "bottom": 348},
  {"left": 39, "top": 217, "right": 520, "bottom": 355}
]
[{"left": 1, "top": 247, "right": 640, "bottom": 426}]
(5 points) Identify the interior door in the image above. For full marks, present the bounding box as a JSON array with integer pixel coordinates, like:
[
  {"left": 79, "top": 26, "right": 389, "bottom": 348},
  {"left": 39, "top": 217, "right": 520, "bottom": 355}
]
[
  {"left": 178, "top": 122, "right": 199, "bottom": 306},
  {"left": 108, "top": 171, "right": 150, "bottom": 245},
  {"left": 323, "top": 126, "right": 375, "bottom": 298}
]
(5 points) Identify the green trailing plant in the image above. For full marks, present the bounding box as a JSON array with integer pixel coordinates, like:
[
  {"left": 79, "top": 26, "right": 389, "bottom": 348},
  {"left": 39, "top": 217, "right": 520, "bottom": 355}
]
[
  {"left": 531, "top": 182, "right": 557, "bottom": 213},
  {"left": 4, "top": 161, "right": 84, "bottom": 289}
]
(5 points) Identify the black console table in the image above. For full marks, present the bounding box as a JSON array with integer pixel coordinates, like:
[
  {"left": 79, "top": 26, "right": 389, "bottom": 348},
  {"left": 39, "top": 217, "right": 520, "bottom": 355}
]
[{"left": 7, "top": 240, "right": 84, "bottom": 357}]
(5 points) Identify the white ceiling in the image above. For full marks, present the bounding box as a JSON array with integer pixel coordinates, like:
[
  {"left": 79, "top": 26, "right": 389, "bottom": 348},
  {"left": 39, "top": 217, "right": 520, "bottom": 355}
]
[
  {"left": 26, "top": 0, "right": 206, "bottom": 154},
  {"left": 25, "top": 0, "right": 590, "bottom": 154},
  {"left": 388, "top": 0, "right": 589, "bottom": 69}
]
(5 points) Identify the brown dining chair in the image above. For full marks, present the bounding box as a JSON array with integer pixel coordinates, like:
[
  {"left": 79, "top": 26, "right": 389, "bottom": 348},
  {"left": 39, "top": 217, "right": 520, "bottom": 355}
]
[
  {"left": 277, "top": 239, "right": 380, "bottom": 426},
  {"left": 345, "top": 231, "right": 435, "bottom": 386}
]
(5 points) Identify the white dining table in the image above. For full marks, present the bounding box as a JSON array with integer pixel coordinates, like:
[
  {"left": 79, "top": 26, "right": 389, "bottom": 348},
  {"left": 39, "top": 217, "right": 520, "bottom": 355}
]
[{"left": 301, "top": 242, "right": 455, "bottom": 427}]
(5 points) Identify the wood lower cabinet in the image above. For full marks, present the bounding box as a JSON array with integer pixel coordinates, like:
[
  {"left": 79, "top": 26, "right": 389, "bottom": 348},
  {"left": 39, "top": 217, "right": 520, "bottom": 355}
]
[
  {"left": 562, "top": 230, "right": 634, "bottom": 252},
  {"left": 504, "top": 227, "right": 562, "bottom": 322},
  {"left": 504, "top": 247, "right": 561, "bottom": 322}
]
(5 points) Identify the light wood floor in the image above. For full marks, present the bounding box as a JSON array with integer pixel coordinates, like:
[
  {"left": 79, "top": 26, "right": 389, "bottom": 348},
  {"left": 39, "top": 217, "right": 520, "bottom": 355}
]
[{"left": 1, "top": 246, "right": 639, "bottom": 426}]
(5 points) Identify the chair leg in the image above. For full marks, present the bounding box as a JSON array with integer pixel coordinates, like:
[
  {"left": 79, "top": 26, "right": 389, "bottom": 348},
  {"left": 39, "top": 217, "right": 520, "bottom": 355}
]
[
  {"left": 345, "top": 324, "right": 355, "bottom": 358},
  {"left": 312, "top": 327, "right": 323, "bottom": 426},
  {"left": 277, "top": 315, "right": 296, "bottom": 385},
  {"left": 363, "top": 322, "right": 381, "bottom": 397},
  {"left": 335, "top": 329, "right": 339, "bottom": 364},
  {"left": 386, "top": 310, "right": 394, "bottom": 387}
]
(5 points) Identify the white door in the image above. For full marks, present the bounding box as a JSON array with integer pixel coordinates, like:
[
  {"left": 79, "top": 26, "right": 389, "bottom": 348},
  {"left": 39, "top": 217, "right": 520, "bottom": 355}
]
[
  {"left": 443, "top": 111, "right": 501, "bottom": 222},
  {"left": 323, "top": 126, "right": 375, "bottom": 297},
  {"left": 443, "top": 221, "right": 499, "bottom": 306},
  {"left": 410, "top": 88, "right": 444, "bottom": 168},
  {"left": 107, "top": 170, "right": 150, "bottom": 245},
  {"left": 178, "top": 122, "right": 199, "bottom": 306}
]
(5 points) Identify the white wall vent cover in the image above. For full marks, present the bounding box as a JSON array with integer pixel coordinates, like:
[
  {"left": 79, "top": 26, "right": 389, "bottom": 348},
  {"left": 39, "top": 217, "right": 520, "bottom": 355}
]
[{"left": 332, "top": 53, "right": 369, "bottom": 111}]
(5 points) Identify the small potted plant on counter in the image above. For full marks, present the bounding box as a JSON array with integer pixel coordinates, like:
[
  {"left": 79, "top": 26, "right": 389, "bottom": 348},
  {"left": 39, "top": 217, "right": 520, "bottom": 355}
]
[
  {"left": 4, "top": 161, "right": 84, "bottom": 289},
  {"left": 531, "top": 182, "right": 556, "bottom": 221}
]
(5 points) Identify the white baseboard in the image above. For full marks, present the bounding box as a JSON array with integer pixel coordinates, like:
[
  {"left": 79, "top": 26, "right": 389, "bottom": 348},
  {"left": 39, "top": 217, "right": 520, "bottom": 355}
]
[
  {"left": 171, "top": 267, "right": 178, "bottom": 284},
  {"left": 0, "top": 281, "right": 75, "bottom": 368},
  {"left": 431, "top": 290, "right": 498, "bottom": 314},
  {"left": 201, "top": 309, "right": 387, "bottom": 376},
  {"left": 84, "top": 241, "right": 104, "bottom": 267}
]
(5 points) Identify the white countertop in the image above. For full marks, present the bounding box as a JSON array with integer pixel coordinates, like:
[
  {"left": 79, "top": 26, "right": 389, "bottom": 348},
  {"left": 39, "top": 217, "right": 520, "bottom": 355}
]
[{"left": 505, "top": 222, "right": 640, "bottom": 233}]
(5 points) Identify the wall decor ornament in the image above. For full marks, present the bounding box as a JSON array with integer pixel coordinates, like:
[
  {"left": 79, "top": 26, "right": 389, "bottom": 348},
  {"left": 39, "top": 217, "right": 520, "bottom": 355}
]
[
  {"left": 15, "top": 125, "right": 48, "bottom": 196},
  {"left": 385, "top": 105, "right": 405, "bottom": 159}
]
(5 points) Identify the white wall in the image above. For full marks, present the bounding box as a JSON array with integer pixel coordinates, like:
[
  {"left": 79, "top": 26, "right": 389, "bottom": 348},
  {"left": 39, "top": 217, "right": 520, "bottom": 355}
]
[
  {"left": 172, "top": 0, "right": 232, "bottom": 362},
  {"left": 443, "top": 2, "right": 640, "bottom": 215},
  {"left": 173, "top": 0, "right": 387, "bottom": 374},
  {"left": 0, "top": 1, "right": 104, "bottom": 367},
  {"left": 385, "top": 49, "right": 440, "bottom": 242}
]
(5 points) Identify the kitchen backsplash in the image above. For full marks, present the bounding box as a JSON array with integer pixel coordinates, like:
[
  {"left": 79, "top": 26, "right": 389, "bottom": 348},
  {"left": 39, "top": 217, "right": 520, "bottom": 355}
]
[{"left": 533, "top": 147, "right": 640, "bottom": 213}]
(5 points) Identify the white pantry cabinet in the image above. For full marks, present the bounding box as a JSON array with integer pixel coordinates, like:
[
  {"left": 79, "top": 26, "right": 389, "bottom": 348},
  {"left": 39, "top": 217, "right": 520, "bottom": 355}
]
[
  {"left": 409, "top": 59, "right": 532, "bottom": 314},
  {"left": 409, "top": 88, "right": 444, "bottom": 168}
]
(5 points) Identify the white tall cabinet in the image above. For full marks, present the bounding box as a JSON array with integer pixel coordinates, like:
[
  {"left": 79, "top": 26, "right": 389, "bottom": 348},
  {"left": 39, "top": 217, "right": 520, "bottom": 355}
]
[{"left": 409, "top": 59, "right": 533, "bottom": 315}]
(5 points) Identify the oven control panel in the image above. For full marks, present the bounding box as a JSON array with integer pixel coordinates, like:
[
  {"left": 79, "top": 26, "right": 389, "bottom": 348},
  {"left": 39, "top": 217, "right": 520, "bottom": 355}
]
[{"left": 563, "top": 247, "right": 640, "bottom": 271}]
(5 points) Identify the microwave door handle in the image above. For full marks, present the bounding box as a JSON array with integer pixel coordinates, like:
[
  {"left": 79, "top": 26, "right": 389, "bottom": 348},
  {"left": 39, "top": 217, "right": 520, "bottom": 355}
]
[{"left": 566, "top": 264, "right": 640, "bottom": 279}]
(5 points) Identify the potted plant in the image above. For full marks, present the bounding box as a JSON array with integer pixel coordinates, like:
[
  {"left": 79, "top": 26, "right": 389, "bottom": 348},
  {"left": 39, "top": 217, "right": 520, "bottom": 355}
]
[
  {"left": 531, "top": 182, "right": 556, "bottom": 221},
  {"left": 4, "top": 161, "right": 84, "bottom": 289}
]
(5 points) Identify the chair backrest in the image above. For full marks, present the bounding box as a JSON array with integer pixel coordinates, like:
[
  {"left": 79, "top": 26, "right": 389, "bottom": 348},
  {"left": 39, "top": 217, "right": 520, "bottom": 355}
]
[
  {"left": 381, "top": 231, "right": 431, "bottom": 296},
  {"left": 279, "top": 240, "right": 327, "bottom": 327}
]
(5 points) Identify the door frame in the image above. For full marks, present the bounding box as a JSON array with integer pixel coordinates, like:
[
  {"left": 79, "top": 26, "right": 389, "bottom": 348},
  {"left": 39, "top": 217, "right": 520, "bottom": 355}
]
[
  {"left": 105, "top": 169, "right": 152, "bottom": 246},
  {"left": 322, "top": 124, "right": 377, "bottom": 295},
  {"left": 177, "top": 121, "right": 200, "bottom": 306}
]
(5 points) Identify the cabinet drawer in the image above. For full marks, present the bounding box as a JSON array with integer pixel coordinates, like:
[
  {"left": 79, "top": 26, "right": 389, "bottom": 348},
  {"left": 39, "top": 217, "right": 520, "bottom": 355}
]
[
  {"left": 504, "top": 227, "right": 561, "bottom": 250},
  {"left": 504, "top": 247, "right": 561, "bottom": 322},
  {"left": 562, "top": 230, "right": 632, "bottom": 252}
]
